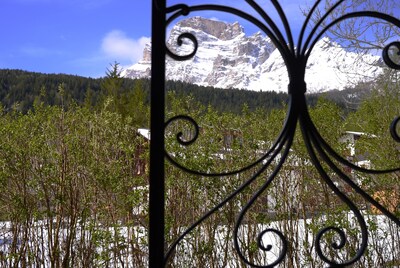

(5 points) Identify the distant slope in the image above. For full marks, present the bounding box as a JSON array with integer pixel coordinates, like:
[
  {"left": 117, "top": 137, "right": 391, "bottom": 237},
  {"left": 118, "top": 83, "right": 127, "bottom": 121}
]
[
  {"left": 0, "top": 69, "right": 372, "bottom": 114},
  {"left": 0, "top": 69, "right": 103, "bottom": 111}
]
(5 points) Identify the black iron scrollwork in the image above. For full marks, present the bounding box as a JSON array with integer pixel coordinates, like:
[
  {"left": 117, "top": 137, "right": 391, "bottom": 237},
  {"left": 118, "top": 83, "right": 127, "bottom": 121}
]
[
  {"left": 383, "top": 42, "right": 400, "bottom": 70},
  {"left": 158, "top": 0, "right": 400, "bottom": 267},
  {"left": 391, "top": 116, "right": 400, "bottom": 142},
  {"left": 166, "top": 32, "right": 199, "bottom": 61},
  {"left": 165, "top": 115, "right": 199, "bottom": 146}
]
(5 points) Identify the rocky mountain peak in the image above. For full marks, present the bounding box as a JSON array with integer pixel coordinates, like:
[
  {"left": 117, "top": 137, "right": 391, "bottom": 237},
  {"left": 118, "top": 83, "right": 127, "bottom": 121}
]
[
  {"left": 176, "top": 16, "right": 244, "bottom": 40},
  {"left": 142, "top": 43, "right": 151, "bottom": 62},
  {"left": 123, "top": 17, "right": 383, "bottom": 93}
]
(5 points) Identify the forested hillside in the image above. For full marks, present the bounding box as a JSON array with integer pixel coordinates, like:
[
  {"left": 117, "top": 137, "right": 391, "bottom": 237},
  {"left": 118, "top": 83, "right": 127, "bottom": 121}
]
[{"left": 0, "top": 68, "right": 373, "bottom": 114}]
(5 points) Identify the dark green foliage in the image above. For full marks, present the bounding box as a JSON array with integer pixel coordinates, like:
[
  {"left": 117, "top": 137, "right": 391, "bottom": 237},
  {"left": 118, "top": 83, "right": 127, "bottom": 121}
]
[
  {"left": 0, "top": 68, "right": 367, "bottom": 115},
  {"left": 309, "top": 81, "right": 375, "bottom": 114},
  {"left": 165, "top": 80, "right": 290, "bottom": 113},
  {"left": 0, "top": 69, "right": 102, "bottom": 112}
]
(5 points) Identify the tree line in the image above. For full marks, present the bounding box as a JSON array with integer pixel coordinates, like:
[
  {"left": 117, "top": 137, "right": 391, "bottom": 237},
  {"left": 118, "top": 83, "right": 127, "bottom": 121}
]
[{"left": 0, "top": 68, "right": 374, "bottom": 115}]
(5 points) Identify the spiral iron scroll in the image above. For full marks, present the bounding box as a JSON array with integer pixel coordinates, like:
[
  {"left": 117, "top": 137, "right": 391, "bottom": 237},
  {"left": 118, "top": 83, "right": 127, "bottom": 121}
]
[{"left": 159, "top": 0, "right": 400, "bottom": 267}]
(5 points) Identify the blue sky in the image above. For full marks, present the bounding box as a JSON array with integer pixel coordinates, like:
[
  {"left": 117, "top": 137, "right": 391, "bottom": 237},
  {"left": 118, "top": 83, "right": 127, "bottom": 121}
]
[
  {"left": 0, "top": 0, "right": 311, "bottom": 78},
  {"left": 0, "top": 0, "right": 152, "bottom": 77},
  {"left": 0, "top": 0, "right": 314, "bottom": 78},
  {"left": 1, "top": 0, "right": 398, "bottom": 78}
]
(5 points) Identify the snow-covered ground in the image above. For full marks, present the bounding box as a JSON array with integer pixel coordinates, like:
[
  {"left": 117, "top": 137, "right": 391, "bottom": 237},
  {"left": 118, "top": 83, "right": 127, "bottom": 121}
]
[{"left": 0, "top": 212, "right": 397, "bottom": 267}]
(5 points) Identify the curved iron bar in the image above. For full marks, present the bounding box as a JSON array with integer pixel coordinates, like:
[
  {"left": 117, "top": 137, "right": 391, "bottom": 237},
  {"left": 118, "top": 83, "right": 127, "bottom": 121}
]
[
  {"left": 166, "top": 4, "right": 292, "bottom": 64},
  {"left": 391, "top": 116, "right": 400, "bottom": 142},
  {"left": 245, "top": 0, "right": 291, "bottom": 54},
  {"left": 166, "top": 4, "right": 190, "bottom": 15},
  {"left": 383, "top": 41, "right": 400, "bottom": 70},
  {"left": 306, "top": 117, "right": 400, "bottom": 175},
  {"left": 164, "top": 110, "right": 293, "bottom": 264},
  {"left": 305, "top": 11, "right": 400, "bottom": 59},
  {"left": 233, "top": 146, "right": 291, "bottom": 268},
  {"left": 164, "top": 98, "right": 299, "bottom": 266},
  {"left": 245, "top": 0, "right": 294, "bottom": 55},
  {"left": 233, "top": 111, "right": 296, "bottom": 267},
  {"left": 301, "top": 0, "right": 345, "bottom": 57},
  {"left": 297, "top": 0, "right": 322, "bottom": 57},
  {"left": 159, "top": 1, "right": 400, "bottom": 267},
  {"left": 269, "top": 0, "right": 295, "bottom": 54},
  {"left": 164, "top": 111, "right": 289, "bottom": 177},
  {"left": 299, "top": 111, "right": 368, "bottom": 266},
  {"left": 304, "top": 114, "right": 400, "bottom": 226},
  {"left": 164, "top": 115, "right": 200, "bottom": 146},
  {"left": 165, "top": 32, "right": 199, "bottom": 61}
]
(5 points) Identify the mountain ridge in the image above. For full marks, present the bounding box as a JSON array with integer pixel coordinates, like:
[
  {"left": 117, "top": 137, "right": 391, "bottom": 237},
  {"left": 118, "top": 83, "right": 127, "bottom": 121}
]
[{"left": 123, "top": 16, "right": 383, "bottom": 93}]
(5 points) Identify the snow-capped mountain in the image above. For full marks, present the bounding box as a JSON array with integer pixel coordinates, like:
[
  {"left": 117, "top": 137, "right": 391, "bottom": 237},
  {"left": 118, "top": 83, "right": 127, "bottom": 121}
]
[{"left": 123, "top": 17, "right": 383, "bottom": 93}]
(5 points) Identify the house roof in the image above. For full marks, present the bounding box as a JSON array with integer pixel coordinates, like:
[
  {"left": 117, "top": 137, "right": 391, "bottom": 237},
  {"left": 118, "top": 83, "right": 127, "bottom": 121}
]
[
  {"left": 138, "top": 128, "right": 150, "bottom": 140},
  {"left": 344, "top": 131, "right": 377, "bottom": 138}
]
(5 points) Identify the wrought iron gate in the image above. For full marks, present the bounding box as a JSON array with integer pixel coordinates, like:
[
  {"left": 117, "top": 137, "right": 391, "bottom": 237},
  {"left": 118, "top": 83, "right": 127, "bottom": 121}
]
[{"left": 149, "top": 0, "right": 400, "bottom": 267}]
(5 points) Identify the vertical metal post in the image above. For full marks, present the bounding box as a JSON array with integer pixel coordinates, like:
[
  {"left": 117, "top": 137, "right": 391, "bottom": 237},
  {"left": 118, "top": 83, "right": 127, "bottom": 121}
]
[{"left": 149, "top": 0, "right": 166, "bottom": 267}]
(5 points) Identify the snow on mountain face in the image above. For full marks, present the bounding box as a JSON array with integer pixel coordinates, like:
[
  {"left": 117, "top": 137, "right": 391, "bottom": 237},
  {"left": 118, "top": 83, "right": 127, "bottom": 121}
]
[{"left": 123, "top": 17, "right": 382, "bottom": 93}]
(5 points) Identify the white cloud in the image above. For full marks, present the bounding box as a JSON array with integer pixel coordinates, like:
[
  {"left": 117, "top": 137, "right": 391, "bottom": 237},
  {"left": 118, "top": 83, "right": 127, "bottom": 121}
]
[{"left": 101, "top": 30, "right": 150, "bottom": 64}]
